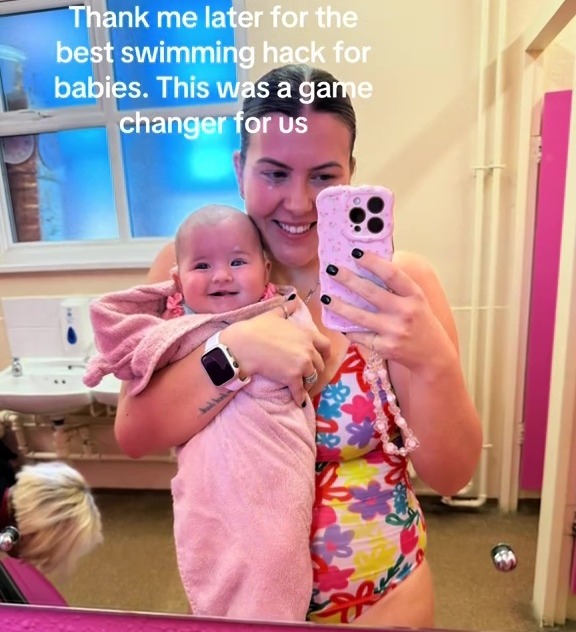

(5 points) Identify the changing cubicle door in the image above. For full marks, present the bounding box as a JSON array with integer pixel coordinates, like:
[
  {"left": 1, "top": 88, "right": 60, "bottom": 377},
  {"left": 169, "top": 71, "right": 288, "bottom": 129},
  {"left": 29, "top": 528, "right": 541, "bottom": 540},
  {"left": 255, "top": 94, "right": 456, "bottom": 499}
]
[{"left": 520, "top": 90, "right": 572, "bottom": 492}]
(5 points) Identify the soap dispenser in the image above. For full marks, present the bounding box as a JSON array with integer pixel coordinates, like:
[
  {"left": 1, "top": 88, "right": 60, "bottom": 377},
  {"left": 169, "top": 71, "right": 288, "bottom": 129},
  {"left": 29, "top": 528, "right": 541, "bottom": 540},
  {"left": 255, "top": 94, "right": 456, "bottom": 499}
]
[{"left": 60, "top": 297, "right": 92, "bottom": 359}]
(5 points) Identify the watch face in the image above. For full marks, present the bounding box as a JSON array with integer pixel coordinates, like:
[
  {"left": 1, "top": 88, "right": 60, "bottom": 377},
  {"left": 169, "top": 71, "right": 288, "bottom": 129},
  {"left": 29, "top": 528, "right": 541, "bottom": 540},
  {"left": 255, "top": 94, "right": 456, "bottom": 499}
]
[{"left": 201, "top": 347, "right": 236, "bottom": 387}]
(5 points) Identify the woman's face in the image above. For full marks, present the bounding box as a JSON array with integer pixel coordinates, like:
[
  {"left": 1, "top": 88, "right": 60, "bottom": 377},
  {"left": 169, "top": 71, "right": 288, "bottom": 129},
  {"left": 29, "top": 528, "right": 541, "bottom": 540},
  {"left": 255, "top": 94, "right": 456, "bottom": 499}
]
[{"left": 234, "top": 110, "right": 354, "bottom": 271}]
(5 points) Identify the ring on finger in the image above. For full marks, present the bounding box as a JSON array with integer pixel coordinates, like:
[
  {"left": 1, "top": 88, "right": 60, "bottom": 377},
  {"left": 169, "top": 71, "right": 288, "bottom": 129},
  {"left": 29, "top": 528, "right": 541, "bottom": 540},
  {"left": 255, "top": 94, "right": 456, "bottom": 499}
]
[{"left": 303, "top": 370, "right": 318, "bottom": 385}]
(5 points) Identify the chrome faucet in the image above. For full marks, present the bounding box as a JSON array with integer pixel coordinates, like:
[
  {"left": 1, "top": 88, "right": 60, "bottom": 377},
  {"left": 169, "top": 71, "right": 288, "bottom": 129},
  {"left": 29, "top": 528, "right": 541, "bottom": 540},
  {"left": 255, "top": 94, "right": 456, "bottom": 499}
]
[
  {"left": 0, "top": 525, "right": 20, "bottom": 552},
  {"left": 11, "top": 357, "right": 23, "bottom": 377}
]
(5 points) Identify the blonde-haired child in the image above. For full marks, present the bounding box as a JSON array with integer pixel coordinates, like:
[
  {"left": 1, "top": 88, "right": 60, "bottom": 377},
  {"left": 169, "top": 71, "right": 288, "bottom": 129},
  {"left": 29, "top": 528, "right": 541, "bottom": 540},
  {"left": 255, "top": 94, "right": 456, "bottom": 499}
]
[{"left": 1, "top": 461, "right": 103, "bottom": 576}]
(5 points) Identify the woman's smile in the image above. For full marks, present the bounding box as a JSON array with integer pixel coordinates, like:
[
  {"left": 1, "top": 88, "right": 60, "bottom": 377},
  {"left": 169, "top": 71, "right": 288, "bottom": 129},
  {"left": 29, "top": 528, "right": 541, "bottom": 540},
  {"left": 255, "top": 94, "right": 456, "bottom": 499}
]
[{"left": 274, "top": 220, "right": 317, "bottom": 236}]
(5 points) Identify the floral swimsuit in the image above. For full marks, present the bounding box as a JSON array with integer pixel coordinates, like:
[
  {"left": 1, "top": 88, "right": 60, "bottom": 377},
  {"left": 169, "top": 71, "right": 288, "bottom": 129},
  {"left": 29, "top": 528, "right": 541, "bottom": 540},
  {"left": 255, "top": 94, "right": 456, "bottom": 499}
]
[{"left": 307, "top": 344, "right": 426, "bottom": 624}]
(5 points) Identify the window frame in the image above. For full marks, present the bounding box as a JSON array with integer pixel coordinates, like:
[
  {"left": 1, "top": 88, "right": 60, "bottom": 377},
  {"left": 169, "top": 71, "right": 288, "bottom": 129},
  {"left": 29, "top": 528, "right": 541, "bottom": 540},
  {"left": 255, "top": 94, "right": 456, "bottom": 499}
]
[{"left": 0, "top": 0, "right": 244, "bottom": 273}]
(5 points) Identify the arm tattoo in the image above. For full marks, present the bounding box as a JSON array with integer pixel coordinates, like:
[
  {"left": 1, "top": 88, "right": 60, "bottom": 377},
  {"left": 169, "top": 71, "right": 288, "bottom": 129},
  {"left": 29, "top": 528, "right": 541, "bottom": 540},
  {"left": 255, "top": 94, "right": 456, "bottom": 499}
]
[{"left": 198, "top": 391, "right": 229, "bottom": 415}]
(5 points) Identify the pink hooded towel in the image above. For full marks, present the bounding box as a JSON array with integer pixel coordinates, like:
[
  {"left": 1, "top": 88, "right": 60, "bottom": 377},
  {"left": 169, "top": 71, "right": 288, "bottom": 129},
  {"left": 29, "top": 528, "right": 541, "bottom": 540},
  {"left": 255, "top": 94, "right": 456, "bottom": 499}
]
[{"left": 84, "top": 281, "right": 316, "bottom": 621}]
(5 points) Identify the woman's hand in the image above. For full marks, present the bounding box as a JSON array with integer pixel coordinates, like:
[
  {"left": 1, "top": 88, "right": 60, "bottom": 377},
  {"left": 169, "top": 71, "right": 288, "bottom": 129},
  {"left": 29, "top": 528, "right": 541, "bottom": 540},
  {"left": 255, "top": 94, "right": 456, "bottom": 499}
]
[
  {"left": 115, "top": 297, "right": 329, "bottom": 457},
  {"left": 220, "top": 298, "right": 331, "bottom": 406},
  {"left": 321, "top": 251, "right": 457, "bottom": 375},
  {"left": 320, "top": 249, "right": 482, "bottom": 496}
]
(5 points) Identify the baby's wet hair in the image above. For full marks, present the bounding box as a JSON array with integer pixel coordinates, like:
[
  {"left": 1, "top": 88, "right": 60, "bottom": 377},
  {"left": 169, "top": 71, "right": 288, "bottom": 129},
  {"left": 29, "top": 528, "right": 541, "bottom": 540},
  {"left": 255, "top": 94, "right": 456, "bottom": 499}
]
[{"left": 175, "top": 205, "right": 268, "bottom": 263}]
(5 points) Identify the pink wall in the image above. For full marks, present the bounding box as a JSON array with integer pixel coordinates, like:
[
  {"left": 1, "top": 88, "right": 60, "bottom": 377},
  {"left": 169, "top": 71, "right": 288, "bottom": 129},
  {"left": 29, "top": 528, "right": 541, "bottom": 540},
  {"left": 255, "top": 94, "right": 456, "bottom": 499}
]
[{"left": 520, "top": 90, "right": 572, "bottom": 490}]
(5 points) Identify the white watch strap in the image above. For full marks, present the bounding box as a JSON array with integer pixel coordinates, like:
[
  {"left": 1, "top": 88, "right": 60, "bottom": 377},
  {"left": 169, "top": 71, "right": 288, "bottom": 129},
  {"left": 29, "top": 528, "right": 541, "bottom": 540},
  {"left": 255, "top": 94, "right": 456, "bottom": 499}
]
[
  {"left": 204, "top": 331, "right": 222, "bottom": 350},
  {"left": 224, "top": 374, "right": 251, "bottom": 391}
]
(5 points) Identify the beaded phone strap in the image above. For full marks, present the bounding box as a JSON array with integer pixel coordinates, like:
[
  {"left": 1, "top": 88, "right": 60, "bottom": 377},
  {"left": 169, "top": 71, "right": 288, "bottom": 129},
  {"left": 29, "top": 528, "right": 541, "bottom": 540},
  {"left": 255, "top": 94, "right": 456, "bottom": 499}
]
[{"left": 364, "top": 352, "right": 419, "bottom": 457}]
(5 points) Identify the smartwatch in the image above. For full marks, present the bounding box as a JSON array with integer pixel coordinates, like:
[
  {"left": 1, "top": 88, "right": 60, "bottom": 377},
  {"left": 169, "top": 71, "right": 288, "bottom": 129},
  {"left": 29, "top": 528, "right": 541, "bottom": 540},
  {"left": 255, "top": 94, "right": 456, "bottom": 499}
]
[{"left": 201, "top": 332, "right": 251, "bottom": 391}]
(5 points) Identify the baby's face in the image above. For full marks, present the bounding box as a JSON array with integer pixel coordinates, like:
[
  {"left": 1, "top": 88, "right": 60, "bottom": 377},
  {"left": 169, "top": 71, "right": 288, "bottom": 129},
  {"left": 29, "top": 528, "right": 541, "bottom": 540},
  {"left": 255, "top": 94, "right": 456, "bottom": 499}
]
[{"left": 175, "top": 217, "right": 271, "bottom": 314}]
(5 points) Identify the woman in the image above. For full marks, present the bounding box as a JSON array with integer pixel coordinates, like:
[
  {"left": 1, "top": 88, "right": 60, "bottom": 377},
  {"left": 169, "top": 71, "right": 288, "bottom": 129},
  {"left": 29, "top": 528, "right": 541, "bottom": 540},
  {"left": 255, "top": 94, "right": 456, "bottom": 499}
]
[{"left": 115, "top": 64, "right": 482, "bottom": 628}]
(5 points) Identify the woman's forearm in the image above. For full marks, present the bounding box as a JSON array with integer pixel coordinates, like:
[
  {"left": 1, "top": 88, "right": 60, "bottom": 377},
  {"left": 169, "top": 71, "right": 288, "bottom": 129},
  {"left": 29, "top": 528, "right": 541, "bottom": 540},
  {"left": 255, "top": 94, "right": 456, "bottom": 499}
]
[
  {"left": 115, "top": 241, "right": 235, "bottom": 457},
  {"left": 113, "top": 298, "right": 328, "bottom": 458},
  {"left": 114, "top": 346, "right": 234, "bottom": 458},
  {"left": 392, "top": 353, "right": 482, "bottom": 497}
]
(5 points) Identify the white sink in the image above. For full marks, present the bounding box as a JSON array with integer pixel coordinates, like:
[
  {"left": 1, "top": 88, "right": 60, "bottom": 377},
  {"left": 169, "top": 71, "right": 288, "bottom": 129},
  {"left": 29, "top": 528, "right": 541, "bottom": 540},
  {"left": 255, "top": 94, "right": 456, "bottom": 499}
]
[
  {"left": 0, "top": 358, "right": 93, "bottom": 415},
  {"left": 90, "top": 373, "right": 122, "bottom": 407}
]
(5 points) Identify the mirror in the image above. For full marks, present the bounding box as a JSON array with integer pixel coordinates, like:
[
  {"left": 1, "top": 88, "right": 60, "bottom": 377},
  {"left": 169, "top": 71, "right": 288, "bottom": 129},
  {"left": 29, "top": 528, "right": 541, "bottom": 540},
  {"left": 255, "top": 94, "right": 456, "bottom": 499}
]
[{"left": 1, "top": 1, "right": 576, "bottom": 630}]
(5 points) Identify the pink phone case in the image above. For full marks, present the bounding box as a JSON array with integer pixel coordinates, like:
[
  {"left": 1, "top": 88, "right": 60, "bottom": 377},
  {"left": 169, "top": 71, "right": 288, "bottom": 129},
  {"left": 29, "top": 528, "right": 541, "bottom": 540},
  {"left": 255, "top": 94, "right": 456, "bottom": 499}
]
[{"left": 317, "top": 184, "right": 395, "bottom": 333}]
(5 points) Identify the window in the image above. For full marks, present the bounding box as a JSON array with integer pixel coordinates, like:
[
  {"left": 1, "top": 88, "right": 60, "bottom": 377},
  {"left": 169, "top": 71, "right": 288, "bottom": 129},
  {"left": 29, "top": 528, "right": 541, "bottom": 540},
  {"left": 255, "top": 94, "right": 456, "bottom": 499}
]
[{"left": 0, "top": 0, "right": 244, "bottom": 272}]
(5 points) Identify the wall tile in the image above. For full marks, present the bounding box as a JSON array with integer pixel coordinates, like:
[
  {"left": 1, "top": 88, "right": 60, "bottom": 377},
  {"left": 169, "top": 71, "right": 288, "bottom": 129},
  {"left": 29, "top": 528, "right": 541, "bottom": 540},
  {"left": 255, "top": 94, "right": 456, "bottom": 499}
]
[
  {"left": 1, "top": 296, "right": 94, "bottom": 359},
  {"left": 6, "top": 326, "right": 63, "bottom": 358},
  {"left": 2, "top": 297, "right": 62, "bottom": 329}
]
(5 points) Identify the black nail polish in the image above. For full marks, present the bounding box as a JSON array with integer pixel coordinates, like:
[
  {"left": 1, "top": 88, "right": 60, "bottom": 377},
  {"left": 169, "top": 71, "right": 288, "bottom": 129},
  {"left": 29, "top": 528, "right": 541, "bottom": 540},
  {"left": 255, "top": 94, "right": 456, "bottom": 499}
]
[
  {"left": 326, "top": 264, "right": 338, "bottom": 276},
  {"left": 301, "top": 400, "right": 307, "bottom": 408},
  {"left": 287, "top": 293, "right": 297, "bottom": 301},
  {"left": 320, "top": 294, "right": 331, "bottom": 305},
  {"left": 351, "top": 248, "right": 364, "bottom": 259}
]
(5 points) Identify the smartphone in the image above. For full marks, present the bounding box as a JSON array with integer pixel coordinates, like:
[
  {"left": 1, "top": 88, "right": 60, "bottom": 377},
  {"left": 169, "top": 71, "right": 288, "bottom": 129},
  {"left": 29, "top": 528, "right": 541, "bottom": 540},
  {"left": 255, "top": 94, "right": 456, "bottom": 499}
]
[{"left": 316, "top": 184, "right": 395, "bottom": 333}]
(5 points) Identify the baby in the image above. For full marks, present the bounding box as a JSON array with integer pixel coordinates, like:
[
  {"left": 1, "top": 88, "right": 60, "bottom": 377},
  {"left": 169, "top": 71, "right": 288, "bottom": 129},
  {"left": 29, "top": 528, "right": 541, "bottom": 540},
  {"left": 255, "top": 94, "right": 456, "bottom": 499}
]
[
  {"left": 165, "top": 205, "right": 275, "bottom": 318},
  {"left": 86, "top": 205, "right": 317, "bottom": 621}
]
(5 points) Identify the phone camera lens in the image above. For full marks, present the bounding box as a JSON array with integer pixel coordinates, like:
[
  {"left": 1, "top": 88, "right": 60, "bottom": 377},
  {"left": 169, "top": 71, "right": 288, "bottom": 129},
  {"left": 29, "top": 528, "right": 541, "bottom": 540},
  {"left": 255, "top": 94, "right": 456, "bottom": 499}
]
[
  {"left": 349, "top": 207, "right": 366, "bottom": 224},
  {"left": 367, "top": 196, "right": 385, "bottom": 214},
  {"left": 367, "top": 217, "right": 384, "bottom": 234},
  {"left": 354, "top": 225, "right": 362, "bottom": 233}
]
